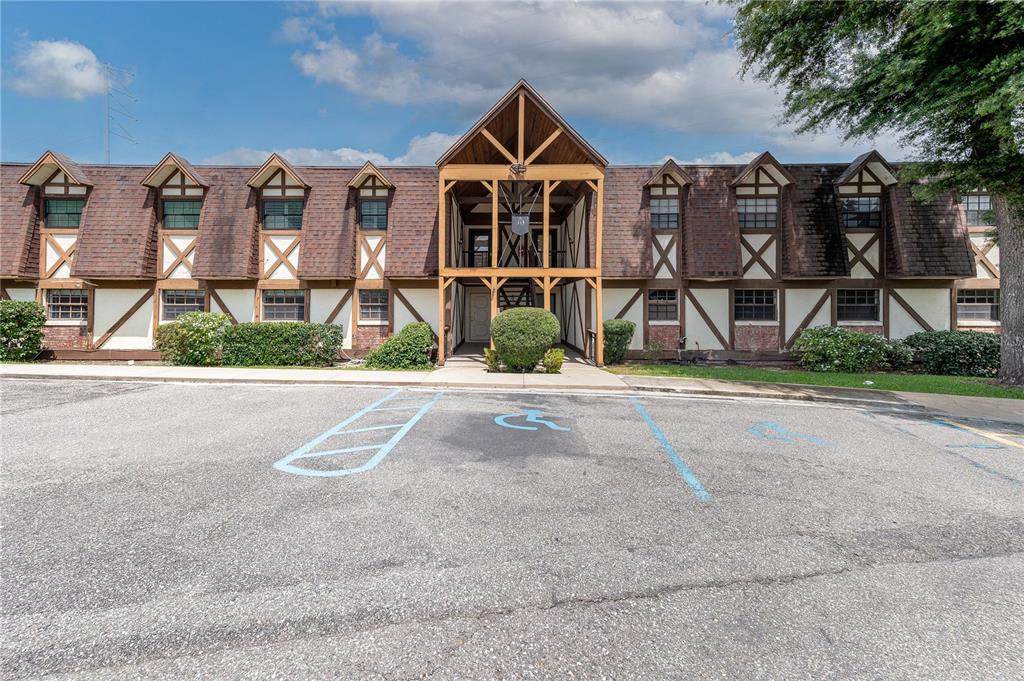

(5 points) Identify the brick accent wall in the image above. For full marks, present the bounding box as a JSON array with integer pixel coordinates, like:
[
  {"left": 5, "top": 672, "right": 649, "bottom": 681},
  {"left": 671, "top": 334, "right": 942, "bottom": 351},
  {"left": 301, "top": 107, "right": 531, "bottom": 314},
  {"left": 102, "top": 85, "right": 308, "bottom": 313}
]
[
  {"left": 43, "top": 325, "right": 90, "bottom": 350},
  {"left": 353, "top": 324, "right": 390, "bottom": 355},
  {"left": 734, "top": 324, "right": 780, "bottom": 352},
  {"left": 647, "top": 324, "right": 681, "bottom": 358},
  {"left": 838, "top": 324, "right": 884, "bottom": 336}
]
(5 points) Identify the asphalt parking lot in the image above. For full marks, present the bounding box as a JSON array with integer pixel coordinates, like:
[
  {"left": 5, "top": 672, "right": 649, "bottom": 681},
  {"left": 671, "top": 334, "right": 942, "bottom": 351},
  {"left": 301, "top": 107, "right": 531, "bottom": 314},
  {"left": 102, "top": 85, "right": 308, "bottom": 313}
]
[{"left": 2, "top": 378, "right": 1023, "bottom": 679}]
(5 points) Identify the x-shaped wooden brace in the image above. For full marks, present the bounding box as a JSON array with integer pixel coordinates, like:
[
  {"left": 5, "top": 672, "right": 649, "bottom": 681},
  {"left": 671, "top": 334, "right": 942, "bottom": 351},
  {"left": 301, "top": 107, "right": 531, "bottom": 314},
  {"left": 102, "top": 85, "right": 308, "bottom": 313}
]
[
  {"left": 652, "top": 234, "right": 677, "bottom": 278},
  {"left": 265, "top": 237, "right": 300, "bottom": 278},
  {"left": 358, "top": 237, "right": 385, "bottom": 278},
  {"left": 970, "top": 239, "right": 999, "bottom": 277},
  {"left": 740, "top": 235, "right": 776, "bottom": 278},
  {"left": 846, "top": 233, "right": 880, "bottom": 278},
  {"left": 162, "top": 236, "right": 196, "bottom": 278},
  {"left": 44, "top": 235, "right": 77, "bottom": 278}
]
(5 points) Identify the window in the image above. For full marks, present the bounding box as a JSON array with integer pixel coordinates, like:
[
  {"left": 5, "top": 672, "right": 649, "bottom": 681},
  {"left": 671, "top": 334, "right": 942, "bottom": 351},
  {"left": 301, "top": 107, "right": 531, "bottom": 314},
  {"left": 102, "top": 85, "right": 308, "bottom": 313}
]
[
  {"left": 650, "top": 198, "right": 679, "bottom": 229},
  {"left": 963, "top": 194, "right": 992, "bottom": 226},
  {"left": 837, "top": 289, "right": 880, "bottom": 322},
  {"left": 737, "top": 198, "right": 777, "bottom": 229},
  {"left": 162, "top": 200, "right": 202, "bottom": 229},
  {"left": 45, "top": 199, "right": 84, "bottom": 228},
  {"left": 957, "top": 289, "right": 999, "bottom": 321},
  {"left": 262, "top": 289, "right": 305, "bottom": 321},
  {"left": 262, "top": 200, "right": 303, "bottom": 229},
  {"left": 161, "top": 290, "right": 205, "bottom": 321},
  {"left": 360, "top": 200, "right": 388, "bottom": 229},
  {"left": 46, "top": 289, "right": 88, "bottom": 320},
  {"left": 359, "top": 289, "right": 388, "bottom": 322},
  {"left": 469, "top": 231, "right": 490, "bottom": 267},
  {"left": 647, "top": 289, "right": 678, "bottom": 321},
  {"left": 839, "top": 196, "right": 881, "bottom": 229},
  {"left": 734, "top": 289, "right": 777, "bottom": 321}
]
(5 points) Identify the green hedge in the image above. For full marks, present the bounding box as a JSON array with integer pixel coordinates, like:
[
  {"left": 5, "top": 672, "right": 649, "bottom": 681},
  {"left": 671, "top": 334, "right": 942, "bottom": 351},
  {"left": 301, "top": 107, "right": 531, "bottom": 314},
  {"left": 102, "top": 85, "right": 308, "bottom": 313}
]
[
  {"left": 603, "top": 319, "right": 636, "bottom": 365},
  {"left": 491, "top": 307, "right": 560, "bottom": 372},
  {"left": 155, "top": 312, "right": 231, "bottom": 366},
  {"left": 0, "top": 300, "right": 47, "bottom": 361},
  {"left": 222, "top": 322, "right": 344, "bottom": 367},
  {"left": 365, "top": 322, "right": 435, "bottom": 369},
  {"left": 904, "top": 330, "right": 1000, "bottom": 377},
  {"left": 793, "top": 326, "right": 912, "bottom": 373}
]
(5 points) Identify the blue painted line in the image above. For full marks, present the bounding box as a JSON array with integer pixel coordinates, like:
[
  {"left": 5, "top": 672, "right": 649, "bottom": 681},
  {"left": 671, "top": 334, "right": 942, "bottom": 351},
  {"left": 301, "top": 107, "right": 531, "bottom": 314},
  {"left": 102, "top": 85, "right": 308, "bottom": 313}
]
[
  {"left": 747, "top": 421, "right": 835, "bottom": 447},
  {"left": 494, "top": 410, "right": 570, "bottom": 432},
  {"left": 274, "top": 390, "right": 444, "bottom": 478},
  {"left": 343, "top": 424, "right": 406, "bottom": 435},
  {"left": 629, "top": 397, "right": 711, "bottom": 502}
]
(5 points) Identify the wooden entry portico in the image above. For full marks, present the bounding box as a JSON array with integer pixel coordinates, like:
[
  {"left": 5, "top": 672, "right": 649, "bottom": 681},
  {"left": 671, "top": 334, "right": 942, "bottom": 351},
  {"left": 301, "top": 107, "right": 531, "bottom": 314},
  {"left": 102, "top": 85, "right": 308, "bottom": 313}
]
[{"left": 435, "top": 80, "right": 606, "bottom": 366}]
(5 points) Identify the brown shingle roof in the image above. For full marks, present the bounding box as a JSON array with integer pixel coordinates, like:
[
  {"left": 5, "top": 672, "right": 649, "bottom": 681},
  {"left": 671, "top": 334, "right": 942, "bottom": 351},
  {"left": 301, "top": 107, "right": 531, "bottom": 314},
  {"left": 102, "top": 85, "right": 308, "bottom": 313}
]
[
  {"left": 71, "top": 166, "right": 159, "bottom": 279},
  {"left": 884, "top": 183, "right": 974, "bottom": 278},
  {"left": 784, "top": 166, "right": 849, "bottom": 278},
  {"left": 191, "top": 167, "right": 259, "bottom": 279},
  {"left": 1, "top": 165, "right": 40, "bottom": 279},
  {"left": 600, "top": 167, "right": 652, "bottom": 278},
  {"left": 681, "top": 166, "right": 742, "bottom": 278},
  {"left": 297, "top": 167, "right": 358, "bottom": 279},
  {"left": 383, "top": 167, "right": 440, "bottom": 278}
]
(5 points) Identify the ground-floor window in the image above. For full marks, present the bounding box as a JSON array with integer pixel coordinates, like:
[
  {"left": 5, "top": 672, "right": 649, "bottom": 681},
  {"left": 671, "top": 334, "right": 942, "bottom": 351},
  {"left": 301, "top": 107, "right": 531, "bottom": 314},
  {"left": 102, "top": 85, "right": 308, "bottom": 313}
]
[
  {"left": 161, "top": 290, "right": 205, "bottom": 321},
  {"left": 837, "top": 288, "right": 880, "bottom": 322},
  {"left": 734, "top": 289, "right": 776, "bottom": 321},
  {"left": 957, "top": 289, "right": 999, "bottom": 321},
  {"left": 45, "top": 289, "right": 88, "bottom": 321},
  {"left": 359, "top": 289, "right": 388, "bottom": 322},
  {"left": 262, "top": 289, "right": 305, "bottom": 321},
  {"left": 648, "top": 289, "right": 678, "bottom": 321}
]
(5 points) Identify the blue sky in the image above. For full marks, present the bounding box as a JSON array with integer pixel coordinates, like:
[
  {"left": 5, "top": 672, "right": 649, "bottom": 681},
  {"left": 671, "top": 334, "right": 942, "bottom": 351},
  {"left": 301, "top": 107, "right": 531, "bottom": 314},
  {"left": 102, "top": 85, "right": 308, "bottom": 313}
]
[{"left": 1, "top": 1, "right": 904, "bottom": 167}]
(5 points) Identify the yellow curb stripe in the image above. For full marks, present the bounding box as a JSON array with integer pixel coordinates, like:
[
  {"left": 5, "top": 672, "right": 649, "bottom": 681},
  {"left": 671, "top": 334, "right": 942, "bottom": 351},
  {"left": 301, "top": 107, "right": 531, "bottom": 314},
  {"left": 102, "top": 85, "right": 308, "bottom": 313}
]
[{"left": 940, "top": 419, "right": 1024, "bottom": 451}]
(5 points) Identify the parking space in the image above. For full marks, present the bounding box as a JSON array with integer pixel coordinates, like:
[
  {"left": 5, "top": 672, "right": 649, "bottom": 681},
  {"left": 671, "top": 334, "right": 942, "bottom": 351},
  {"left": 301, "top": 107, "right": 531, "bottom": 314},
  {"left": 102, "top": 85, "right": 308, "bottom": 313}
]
[{"left": 2, "top": 379, "right": 1023, "bottom": 679}]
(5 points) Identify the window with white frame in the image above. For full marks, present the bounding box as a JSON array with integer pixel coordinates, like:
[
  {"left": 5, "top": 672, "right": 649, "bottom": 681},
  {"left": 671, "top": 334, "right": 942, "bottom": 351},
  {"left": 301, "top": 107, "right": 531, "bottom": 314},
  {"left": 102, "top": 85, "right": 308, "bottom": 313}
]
[
  {"left": 359, "top": 289, "right": 388, "bottom": 322},
  {"left": 737, "top": 198, "right": 778, "bottom": 229},
  {"left": 837, "top": 289, "right": 880, "bottom": 321},
  {"left": 839, "top": 196, "right": 881, "bottom": 229},
  {"left": 262, "top": 289, "right": 305, "bottom": 321},
  {"left": 733, "top": 289, "right": 776, "bottom": 321},
  {"left": 648, "top": 289, "right": 678, "bottom": 321},
  {"left": 162, "top": 200, "right": 202, "bottom": 229},
  {"left": 45, "top": 199, "right": 85, "bottom": 228},
  {"left": 262, "top": 200, "right": 304, "bottom": 230},
  {"left": 46, "top": 289, "right": 88, "bottom": 320},
  {"left": 957, "top": 289, "right": 999, "bottom": 321},
  {"left": 963, "top": 194, "right": 992, "bottom": 226},
  {"left": 360, "top": 200, "right": 388, "bottom": 229},
  {"left": 650, "top": 198, "right": 679, "bottom": 229},
  {"left": 161, "top": 290, "right": 205, "bottom": 321}
]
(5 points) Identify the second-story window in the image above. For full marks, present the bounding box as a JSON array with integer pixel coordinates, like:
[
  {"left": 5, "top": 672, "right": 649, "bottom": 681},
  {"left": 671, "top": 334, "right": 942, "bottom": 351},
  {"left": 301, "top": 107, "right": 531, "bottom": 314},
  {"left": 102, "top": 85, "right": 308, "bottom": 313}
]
[
  {"left": 263, "top": 200, "right": 304, "bottom": 230},
  {"left": 963, "top": 194, "right": 992, "bottom": 226},
  {"left": 162, "top": 200, "right": 202, "bottom": 229},
  {"left": 45, "top": 199, "right": 85, "bottom": 228},
  {"left": 651, "top": 198, "right": 679, "bottom": 229},
  {"left": 737, "top": 198, "right": 777, "bottom": 229},
  {"left": 840, "top": 196, "right": 881, "bottom": 229},
  {"left": 360, "top": 200, "right": 388, "bottom": 229}
]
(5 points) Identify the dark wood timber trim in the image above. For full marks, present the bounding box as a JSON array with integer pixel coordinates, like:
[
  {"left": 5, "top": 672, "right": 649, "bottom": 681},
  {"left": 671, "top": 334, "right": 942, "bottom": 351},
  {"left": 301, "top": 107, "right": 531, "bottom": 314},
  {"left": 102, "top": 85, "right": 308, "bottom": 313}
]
[
  {"left": 889, "top": 288, "right": 934, "bottom": 332},
  {"left": 614, "top": 288, "right": 643, "bottom": 320},
  {"left": 684, "top": 289, "right": 729, "bottom": 349},
  {"left": 324, "top": 288, "right": 353, "bottom": 325},
  {"left": 208, "top": 289, "right": 239, "bottom": 324},
  {"left": 92, "top": 288, "right": 155, "bottom": 350},
  {"left": 392, "top": 288, "right": 438, "bottom": 341},
  {"left": 784, "top": 289, "right": 831, "bottom": 349}
]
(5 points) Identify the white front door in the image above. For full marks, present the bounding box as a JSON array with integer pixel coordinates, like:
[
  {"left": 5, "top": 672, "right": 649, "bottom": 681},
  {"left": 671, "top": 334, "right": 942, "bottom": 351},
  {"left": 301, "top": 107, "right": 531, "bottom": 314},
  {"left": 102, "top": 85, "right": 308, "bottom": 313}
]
[{"left": 468, "top": 291, "right": 491, "bottom": 342}]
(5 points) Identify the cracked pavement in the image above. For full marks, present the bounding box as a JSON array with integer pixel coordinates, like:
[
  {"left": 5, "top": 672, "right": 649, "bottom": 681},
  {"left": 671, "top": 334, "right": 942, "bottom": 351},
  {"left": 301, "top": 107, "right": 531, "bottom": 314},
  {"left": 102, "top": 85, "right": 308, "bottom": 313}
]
[{"left": 2, "top": 379, "right": 1022, "bottom": 679}]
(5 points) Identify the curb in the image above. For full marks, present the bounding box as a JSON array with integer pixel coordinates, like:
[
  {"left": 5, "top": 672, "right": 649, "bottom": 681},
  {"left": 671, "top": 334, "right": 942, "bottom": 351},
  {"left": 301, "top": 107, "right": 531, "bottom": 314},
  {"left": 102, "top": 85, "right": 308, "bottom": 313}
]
[{"left": 627, "top": 383, "right": 922, "bottom": 410}]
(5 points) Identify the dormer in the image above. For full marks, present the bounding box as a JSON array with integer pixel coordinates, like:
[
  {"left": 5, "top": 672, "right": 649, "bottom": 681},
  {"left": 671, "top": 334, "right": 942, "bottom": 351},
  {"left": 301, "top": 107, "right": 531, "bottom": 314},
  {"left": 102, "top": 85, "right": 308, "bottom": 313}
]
[
  {"left": 644, "top": 159, "right": 692, "bottom": 230},
  {"left": 18, "top": 151, "right": 92, "bottom": 229},
  {"left": 731, "top": 152, "right": 794, "bottom": 230},
  {"left": 835, "top": 151, "right": 897, "bottom": 229},
  {"left": 142, "top": 153, "right": 209, "bottom": 230},
  {"left": 349, "top": 162, "right": 394, "bottom": 230},
  {"left": 247, "top": 153, "right": 309, "bottom": 230}
]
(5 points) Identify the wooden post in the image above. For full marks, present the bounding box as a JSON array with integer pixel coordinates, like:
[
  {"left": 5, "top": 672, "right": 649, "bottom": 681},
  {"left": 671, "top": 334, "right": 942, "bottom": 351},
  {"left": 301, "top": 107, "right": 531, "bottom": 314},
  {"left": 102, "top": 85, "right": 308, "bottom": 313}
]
[
  {"left": 438, "top": 175, "right": 447, "bottom": 272},
  {"left": 490, "top": 276, "right": 498, "bottom": 350},
  {"left": 595, "top": 278, "right": 604, "bottom": 366},
  {"left": 543, "top": 180, "right": 550, "bottom": 269},
  {"left": 491, "top": 180, "right": 498, "bottom": 269},
  {"left": 517, "top": 93, "right": 525, "bottom": 164},
  {"left": 437, "top": 277, "right": 446, "bottom": 365},
  {"left": 595, "top": 177, "right": 604, "bottom": 270},
  {"left": 543, "top": 276, "right": 551, "bottom": 311}
]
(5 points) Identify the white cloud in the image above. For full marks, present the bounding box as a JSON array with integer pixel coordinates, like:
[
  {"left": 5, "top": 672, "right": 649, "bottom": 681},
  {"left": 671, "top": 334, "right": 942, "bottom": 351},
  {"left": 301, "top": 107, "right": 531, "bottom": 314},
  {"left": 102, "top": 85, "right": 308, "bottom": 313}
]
[
  {"left": 674, "top": 151, "right": 760, "bottom": 165},
  {"left": 8, "top": 39, "right": 116, "bottom": 101},
  {"left": 203, "top": 131, "right": 461, "bottom": 166}
]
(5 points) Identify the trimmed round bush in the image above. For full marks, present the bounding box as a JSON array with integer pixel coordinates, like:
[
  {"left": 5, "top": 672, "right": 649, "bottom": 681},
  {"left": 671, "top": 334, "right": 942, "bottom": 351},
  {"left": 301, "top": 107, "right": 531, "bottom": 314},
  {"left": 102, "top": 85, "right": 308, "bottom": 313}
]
[
  {"left": 903, "top": 330, "right": 1000, "bottom": 377},
  {"left": 0, "top": 300, "right": 47, "bottom": 361},
  {"left": 222, "top": 322, "right": 344, "bottom": 367},
  {"left": 603, "top": 319, "right": 636, "bottom": 365},
  {"left": 542, "top": 347, "right": 565, "bottom": 374},
  {"left": 365, "top": 321, "right": 434, "bottom": 369},
  {"left": 155, "top": 312, "right": 231, "bottom": 366},
  {"left": 793, "top": 325, "right": 908, "bottom": 373},
  {"left": 490, "top": 307, "right": 560, "bottom": 372}
]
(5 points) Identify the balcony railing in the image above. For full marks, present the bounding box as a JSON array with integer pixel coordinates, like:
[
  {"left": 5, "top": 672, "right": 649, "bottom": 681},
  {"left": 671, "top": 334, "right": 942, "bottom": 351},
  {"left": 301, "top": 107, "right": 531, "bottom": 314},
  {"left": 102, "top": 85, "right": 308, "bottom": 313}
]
[{"left": 458, "top": 249, "right": 569, "bottom": 269}]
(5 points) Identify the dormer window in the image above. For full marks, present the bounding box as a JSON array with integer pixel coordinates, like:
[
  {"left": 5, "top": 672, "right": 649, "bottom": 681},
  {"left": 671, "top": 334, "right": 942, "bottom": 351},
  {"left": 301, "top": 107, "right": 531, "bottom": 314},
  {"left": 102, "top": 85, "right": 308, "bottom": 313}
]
[
  {"left": 650, "top": 198, "right": 679, "bottom": 229},
  {"left": 246, "top": 156, "right": 310, "bottom": 231},
  {"left": 732, "top": 153, "right": 792, "bottom": 231},
  {"left": 162, "top": 200, "right": 202, "bottom": 229},
  {"left": 839, "top": 196, "right": 881, "bottom": 229},
  {"left": 963, "top": 194, "right": 992, "bottom": 226},
  {"left": 737, "top": 198, "right": 778, "bottom": 229},
  {"left": 44, "top": 198, "right": 84, "bottom": 228},
  {"left": 263, "top": 200, "right": 304, "bottom": 230},
  {"left": 357, "top": 175, "right": 390, "bottom": 230}
]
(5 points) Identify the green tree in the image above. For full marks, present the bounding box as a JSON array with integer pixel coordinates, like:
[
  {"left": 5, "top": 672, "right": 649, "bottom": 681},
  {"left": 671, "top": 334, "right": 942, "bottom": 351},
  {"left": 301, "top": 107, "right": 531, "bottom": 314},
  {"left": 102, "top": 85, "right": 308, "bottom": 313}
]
[{"left": 731, "top": 0, "right": 1024, "bottom": 385}]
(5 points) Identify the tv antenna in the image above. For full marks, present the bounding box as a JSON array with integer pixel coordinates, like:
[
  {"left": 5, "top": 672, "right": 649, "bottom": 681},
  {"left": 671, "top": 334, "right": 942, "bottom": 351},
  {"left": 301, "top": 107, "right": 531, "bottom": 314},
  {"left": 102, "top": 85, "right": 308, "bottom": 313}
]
[{"left": 103, "top": 63, "right": 139, "bottom": 163}]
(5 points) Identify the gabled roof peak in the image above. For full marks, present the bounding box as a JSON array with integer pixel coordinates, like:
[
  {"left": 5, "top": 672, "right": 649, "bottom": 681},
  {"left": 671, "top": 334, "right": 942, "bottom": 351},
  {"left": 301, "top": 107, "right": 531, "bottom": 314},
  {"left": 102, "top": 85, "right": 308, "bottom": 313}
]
[
  {"left": 18, "top": 150, "right": 92, "bottom": 187},
  {"left": 731, "top": 151, "right": 795, "bottom": 186},
  {"left": 246, "top": 153, "right": 310, "bottom": 189},
  {"left": 835, "top": 150, "right": 897, "bottom": 186},
  {"left": 141, "top": 152, "right": 209, "bottom": 188},
  {"left": 348, "top": 161, "right": 394, "bottom": 189},
  {"left": 644, "top": 159, "right": 693, "bottom": 187}
]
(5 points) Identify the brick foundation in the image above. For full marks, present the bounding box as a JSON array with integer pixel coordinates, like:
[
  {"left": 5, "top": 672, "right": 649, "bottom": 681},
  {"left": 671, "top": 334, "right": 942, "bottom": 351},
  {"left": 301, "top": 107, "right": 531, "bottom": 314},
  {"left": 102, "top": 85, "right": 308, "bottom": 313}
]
[
  {"left": 733, "top": 324, "right": 780, "bottom": 352},
  {"left": 646, "top": 324, "right": 681, "bottom": 358},
  {"left": 838, "top": 324, "right": 884, "bottom": 336},
  {"left": 352, "top": 324, "right": 391, "bottom": 355},
  {"left": 42, "top": 324, "right": 91, "bottom": 350}
]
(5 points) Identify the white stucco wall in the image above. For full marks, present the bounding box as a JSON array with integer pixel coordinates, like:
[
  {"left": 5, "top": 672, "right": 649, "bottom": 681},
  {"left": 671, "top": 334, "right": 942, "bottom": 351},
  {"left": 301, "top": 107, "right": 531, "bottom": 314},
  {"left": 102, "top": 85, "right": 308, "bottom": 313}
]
[
  {"left": 394, "top": 287, "right": 438, "bottom": 334},
  {"left": 93, "top": 288, "right": 154, "bottom": 350},
  {"left": 888, "top": 288, "right": 950, "bottom": 339},
  {"left": 784, "top": 289, "right": 831, "bottom": 343},
  {"left": 309, "top": 288, "right": 353, "bottom": 349},
  {"left": 5, "top": 288, "right": 36, "bottom": 302},
  {"left": 684, "top": 288, "right": 729, "bottom": 350},
  {"left": 211, "top": 289, "right": 255, "bottom": 323},
  {"left": 603, "top": 287, "right": 643, "bottom": 350}
]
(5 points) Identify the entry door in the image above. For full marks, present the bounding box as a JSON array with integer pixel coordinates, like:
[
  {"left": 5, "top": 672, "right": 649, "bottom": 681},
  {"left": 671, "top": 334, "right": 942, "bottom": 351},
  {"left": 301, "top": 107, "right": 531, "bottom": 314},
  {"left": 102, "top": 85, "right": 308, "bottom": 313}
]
[{"left": 468, "top": 290, "right": 491, "bottom": 342}]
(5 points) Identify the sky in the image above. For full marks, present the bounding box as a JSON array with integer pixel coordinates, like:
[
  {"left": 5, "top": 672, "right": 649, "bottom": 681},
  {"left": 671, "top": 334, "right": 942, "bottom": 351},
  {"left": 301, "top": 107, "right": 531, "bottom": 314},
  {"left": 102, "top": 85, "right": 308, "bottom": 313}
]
[{"left": 0, "top": 1, "right": 908, "bottom": 168}]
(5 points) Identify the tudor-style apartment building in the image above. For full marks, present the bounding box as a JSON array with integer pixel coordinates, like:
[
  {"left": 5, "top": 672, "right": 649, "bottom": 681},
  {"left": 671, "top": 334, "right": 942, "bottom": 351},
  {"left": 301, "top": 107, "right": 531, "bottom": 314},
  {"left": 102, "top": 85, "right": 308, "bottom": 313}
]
[{"left": 0, "top": 81, "right": 1002, "bottom": 364}]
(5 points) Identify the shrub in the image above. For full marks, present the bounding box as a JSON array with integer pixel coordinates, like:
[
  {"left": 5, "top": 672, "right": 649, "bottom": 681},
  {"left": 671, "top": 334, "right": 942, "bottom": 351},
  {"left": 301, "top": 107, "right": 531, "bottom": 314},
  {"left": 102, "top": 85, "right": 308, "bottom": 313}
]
[
  {"left": 641, "top": 341, "right": 664, "bottom": 362},
  {"left": 490, "top": 307, "right": 560, "bottom": 372},
  {"left": 904, "top": 330, "right": 1000, "bottom": 377},
  {"left": 603, "top": 319, "right": 636, "bottom": 365},
  {"left": 364, "top": 321, "right": 434, "bottom": 369},
  {"left": 793, "top": 326, "right": 908, "bottom": 373},
  {"left": 0, "top": 300, "right": 47, "bottom": 361},
  {"left": 155, "top": 312, "right": 230, "bottom": 366},
  {"left": 483, "top": 346, "right": 502, "bottom": 372},
  {"left": 542, "top": 347, "right": 565, "bottom": 374},
  {"left": 222, "top": 322, "right": 344, "bottom": 367}
]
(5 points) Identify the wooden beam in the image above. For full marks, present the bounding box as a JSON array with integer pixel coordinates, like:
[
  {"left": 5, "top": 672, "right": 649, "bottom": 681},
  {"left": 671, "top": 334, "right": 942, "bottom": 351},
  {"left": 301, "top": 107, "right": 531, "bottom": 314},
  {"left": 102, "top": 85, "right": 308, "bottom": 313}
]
[
  {"left": 595, "top": 177, "right": 604, "bottom": 270},
  {"left": 324, "top": 288, "right": 353, "bottom": 325},
  {"left": 543, "top": 276, "right": 551, "bottom": 311},
  {"left": 93, "top": 288, "right": 155, "bottom": 350},
  {"left": 517, "top": 93, "right": 525, "bottom": 164},
  {"left": 594, "top": 278, "right": 604, "bottom": 366},
  {"left": 585, "top": 180, "right": 598, "bottom": 193},
  {"left": 525, "top": 128, "right": 563, "bottom": 166},
  {"left": 543, "top": 180, "right": 551, "bottom": 269},
  {"left": 437, "top": 277, "right": 446, "bottom": 365},
  {"left": 490, "top": 276, "right": 498, "bottom": 350},
  {"left": 208, "top": 289, "right": 238, "bottom": 324},
  {"left": 890, "top": 288, "right": 935, "bottom": 332},
  {"left": 440, "top": 164, "right": 604, "bottom": 181},
  {"left": 491, "top": 180, "right": 498, "bottom": 269},
  {"left": 438, "top": 179, "right": 447, "bottom": 272},
  {"left": 444, "top": 180, "right": 457, "bottom": 193},
  {"left": 784, "top": 289, "right": 830, "bottom": 349},
  {"left": 480, "top": 129, "right": 517, "bottom": 165}
]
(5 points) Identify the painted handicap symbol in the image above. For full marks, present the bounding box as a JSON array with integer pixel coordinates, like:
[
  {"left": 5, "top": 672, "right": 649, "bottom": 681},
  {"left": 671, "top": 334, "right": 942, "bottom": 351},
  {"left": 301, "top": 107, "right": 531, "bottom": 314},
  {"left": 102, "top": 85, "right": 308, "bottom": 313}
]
[
  {"left": 494, "top": 410, "right": 570, "bottom": 432},
  {"left": 748, "top": 420, "right": 835, "bottom": 447}
]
